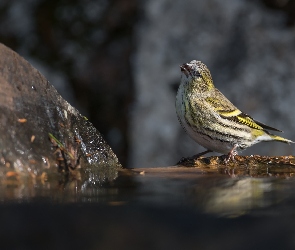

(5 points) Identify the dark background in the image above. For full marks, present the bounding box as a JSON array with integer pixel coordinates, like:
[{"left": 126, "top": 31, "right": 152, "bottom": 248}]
[{"left": 0, "top": 0, "right": 295, "bottom": 168}]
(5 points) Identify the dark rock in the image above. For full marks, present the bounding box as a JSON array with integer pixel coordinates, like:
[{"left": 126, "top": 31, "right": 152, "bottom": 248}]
[{"left": 0, "top": 43, "right": 121, "bottom": 184}]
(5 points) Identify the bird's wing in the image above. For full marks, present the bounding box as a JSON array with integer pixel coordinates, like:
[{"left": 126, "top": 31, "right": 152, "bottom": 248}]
[
  {"left": 250, "top": 117, "right": 282, "bottom": 132},
  {"left": 234, "top": 112, "right": 282, "bottom": 132},
  {"left": 205, "top": 89, "right": 282, "bottom": 132}
]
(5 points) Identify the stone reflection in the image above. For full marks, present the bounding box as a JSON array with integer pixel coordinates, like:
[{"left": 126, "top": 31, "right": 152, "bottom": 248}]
[{"left": 0, "top": 165, "right": 120, "bottom": 202}]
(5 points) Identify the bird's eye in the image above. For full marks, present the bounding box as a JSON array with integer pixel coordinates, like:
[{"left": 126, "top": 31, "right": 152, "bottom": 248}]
[{"left": 194, "top": 71, "right": 201, "bottom": 77}]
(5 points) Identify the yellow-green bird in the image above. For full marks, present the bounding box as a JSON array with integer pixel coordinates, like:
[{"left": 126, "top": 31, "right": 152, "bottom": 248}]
[{"left": 175, "top": 60, "right": 293, "bottom": 161}]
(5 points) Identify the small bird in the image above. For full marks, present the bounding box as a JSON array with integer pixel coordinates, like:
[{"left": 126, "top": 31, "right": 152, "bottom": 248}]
[{"left": 175, "top": 60, "right": 293, "bottom": 161}]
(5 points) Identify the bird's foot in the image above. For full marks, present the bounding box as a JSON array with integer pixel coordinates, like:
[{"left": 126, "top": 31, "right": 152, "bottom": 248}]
[{"left": 223, "top": 145, "right": 238, "bottom": 164}]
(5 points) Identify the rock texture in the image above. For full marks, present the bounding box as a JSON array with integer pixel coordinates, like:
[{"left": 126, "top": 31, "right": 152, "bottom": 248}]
[
  {"left": 0, "top": 43, "right": 121, "bottom": 183},
  {"left": 130, "top": 0, "right": 295, "bottom": 168}
]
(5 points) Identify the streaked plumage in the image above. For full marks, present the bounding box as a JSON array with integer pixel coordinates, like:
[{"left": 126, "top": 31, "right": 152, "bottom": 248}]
[{"left": 175, "top": 60, "right": 293, "bottom": 160}]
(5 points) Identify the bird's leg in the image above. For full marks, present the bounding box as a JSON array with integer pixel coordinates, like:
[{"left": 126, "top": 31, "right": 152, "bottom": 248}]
[
  {"left": 224, "top": 145, "right": 238, "bottom": 164},
  {"left": 177, "top": 149, "right": 212, "bottom": 164}
]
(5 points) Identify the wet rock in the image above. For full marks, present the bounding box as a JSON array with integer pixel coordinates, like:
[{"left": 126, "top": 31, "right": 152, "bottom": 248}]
[
  {"left": 177, "top": 155, "right": 295, "bottom": 177},
  {"left": 0, "top": 43, "right": 121, "bottom": 184}
]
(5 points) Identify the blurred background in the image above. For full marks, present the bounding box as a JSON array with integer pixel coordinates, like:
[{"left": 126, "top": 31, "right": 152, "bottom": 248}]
[{"left": 1, "top": 0, "right": 295, "bottom": 168}]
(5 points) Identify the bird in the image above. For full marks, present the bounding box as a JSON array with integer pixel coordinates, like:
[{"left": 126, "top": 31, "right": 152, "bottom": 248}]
[{"left": 175, "top": 60, "right": 293, "bottom": 162}]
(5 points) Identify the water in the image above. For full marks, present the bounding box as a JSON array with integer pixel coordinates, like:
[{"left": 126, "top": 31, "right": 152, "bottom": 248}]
[
  {"left": 2, "top": 165, "right": 295, "bottom": 249},
  {"left": 2, "top": 165, "right": 295, "bottom": 215}
]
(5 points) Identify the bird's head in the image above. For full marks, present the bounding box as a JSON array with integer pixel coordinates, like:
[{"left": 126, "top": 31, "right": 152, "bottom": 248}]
[{"left": 180, "top": 60, "right": 214, "bottom": 92}]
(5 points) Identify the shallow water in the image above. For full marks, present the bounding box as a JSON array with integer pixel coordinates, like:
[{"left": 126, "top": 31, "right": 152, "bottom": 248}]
[
  {"left": 2, "top": 165, "right": 295, "bottom": 249},
  {"left": 2, "top": 165, "right": 295, "bottom": 217}
]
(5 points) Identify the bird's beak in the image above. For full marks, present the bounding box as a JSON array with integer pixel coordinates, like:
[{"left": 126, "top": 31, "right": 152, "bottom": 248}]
[{"left": 180, "top": 63, "right": 190, "bottom": 77}]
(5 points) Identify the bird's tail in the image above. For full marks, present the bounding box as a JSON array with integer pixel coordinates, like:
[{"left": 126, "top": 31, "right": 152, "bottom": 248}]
[{"left": 268, "top": 134, "right": 294, "bottom": 144}]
